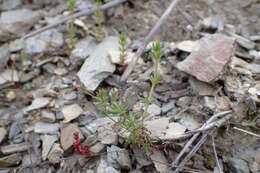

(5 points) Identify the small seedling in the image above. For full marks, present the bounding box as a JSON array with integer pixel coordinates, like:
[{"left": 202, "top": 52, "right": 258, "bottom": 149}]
[
  {"left": 91, "top": 89, "right": 151, "bottom": 149},
  {"left": 67, "top": 0, "right": 76, "bottom": 49},
  {"left": 95, "top": 0, "right": 104, "bottom": 43},
  {"left": 90, "top": 41, "right": 163, "bottom": 149},
  {"left": 142, "top": 41, "right": 163, "bottom": 122},
  {"left": 119, "top": 33, "right": 127, "bottom": 63}
]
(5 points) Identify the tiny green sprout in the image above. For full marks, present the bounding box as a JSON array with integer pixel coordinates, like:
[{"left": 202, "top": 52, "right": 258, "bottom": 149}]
[
  {"left": 152, "top": 41, "right": 163, "bottom": 63},
  {"left": 67, "top": 0, "right": 77, "bottom": 49},
  {"left": 68, "top": 0, "right": 76, "bottom": 13},
  {"left": 142, "top": 41, "right": 163, "bottom": 123},
  {"left": 148, "top": 41, "right": 162, "bottom": 100},
  {"left": 95, "top": 0, "right": 104, "bottom": 43},
  {"left": 119, "top": 33, "right": 127, "bottom": 63}
]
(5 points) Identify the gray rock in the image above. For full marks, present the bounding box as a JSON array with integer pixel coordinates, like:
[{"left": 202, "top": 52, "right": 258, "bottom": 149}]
[
  {"left": 61, "top": 104, "right": 83, "bottom": 123},
  {"left": 24, "top": 97, "right": 51, "bottom": 112},
  {"left": 41, "top": 110, "right": 56, "bottom": 123},
  {"left": 0, "top": 153, "right": 22, "bottom": 167},
  {"left": 133, "top": 149, "right": 152, "bottom": 168},
  {"left": 42, "top": 63, "right": 56, "bottom": 74},
  {"left": 60, "top": 124, "right": 83, "bottom": 152},
  {"left": 9, "top": 121, "right": 22, "bottom": 140},
  {"left": 178, "top": 115, "right": 200, "bottom": 131},
  {"left": 22, "top": 153, "right": 39, "bottom": 167},
  {"left": 0, "top": 44, "right": 9, "bottom": 69},
  {"left": 249, "top": 50, "right": 260, "bottom": 63},
  {"left": 77, "top": 36, "right": 119, "bottom": 91},
  {"left": 1, "top": 142, "right": 31, "bottom": 155},
  {"left": 176, "top": 96, "right": 192, "bottom": 108},
  {"left": 20, "top": 70, "right": 40, "bottom": 83},
  {"left": 235, "top": 35, "right": 255, "bottom": 50},
  {"left": 48, "top": 143, "right": 64, "bottom": 164},
  {"left": 0, "top": 128, "right": 7, "bottom": 144},
  {"left": 71, "top": 37, "right": 97, "bottom": 60},
  {"left": 161, "top": 100, "right": 176, "bottom": 114},
  {"left": 0, "top": 0, "right": 22, "bottom": 10},
  {"left": 0, "top": 69, "right": 19, "bottom": 85},
  {"left": 0, "top": 9, "right": 41, "bottom": 41},
  {"left": 97, "top": 158, "right": 119, "bottom": 173},
  {"left": 89, "top": 142, "right": 105, "bottom": 155},
  {"left": 107, "top": 145, "right": 131, "bottom": 170},
  {"left": 147, "top": 104, "right": 161, "bottom": 117},
  {"left": 252, "top": 63, "right": 260, "bottom": 74},
  {"left": 189, "top": 77, "right": 215, "bottom": 96},
  {"left": 40, "top": 134, "right": 58, "bottom": 160},
  {"left": 227, "top": 158, "right": 250, "bottom": 173},
  {"left": 149, "top": 150, "right": 169, "bottom": 173},
  {"left": 63, "top": 91, "right": 77, "bottom": 100},
  {"left": 145, "top": 118, "right": 186, "bottom": 140},
  {"left": 85, "top": 117, "right": 118, "bottom": 133},
  {"left": 34, "top": 122, "right": 59, "bottom": 134},
  {"left": 25, "top": 29, "right": 63, "bottom": 55},
  {"left": 97, "top": 126, "right": 118, "bottom": 145}
]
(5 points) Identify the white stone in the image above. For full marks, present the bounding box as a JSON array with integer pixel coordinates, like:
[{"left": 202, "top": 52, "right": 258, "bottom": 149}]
[
  {"left": 147, "top": 104, "right": 161, "bottom": 117},
  {"left": 0, "top": 69, "right": 19, "bottom": 85},
  {"left": 62, "top": 104, "right": 83, "bottom": 123},
  {"left": 177, "top": 40, "right": 199, "bottom": 52},
  {"left": 77, "top": 36, "right": 119, "bottom": 91},
  {"left": 24, "top": 97, "right": 51, "bottom": 112},
  {"left": 149, "top": 150, "right": 169, "bottom": 173},
  {"left": 40, "top": 134, "right": 57, "bottom": 160},
  {"left": 144, "top": 117, "right": 186, "bottom": 140}
]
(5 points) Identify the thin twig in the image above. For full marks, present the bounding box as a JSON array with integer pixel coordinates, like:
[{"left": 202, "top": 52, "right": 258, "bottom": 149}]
[
  {"left": 233, "top": 127, "right": 260, "bottom": 138},
  {"left": 185, "top": 113, "right": 232, "bottom": 135},
  {"left": 171, "top": 110, "right": 231, "bottom": 167},
  {"left": 211, "top": 135, "right": 222, "bottom": 173},
  {"left": 120, "top": 0, "right": 181, "bottom": 81},
  {"left": 174, "top": 130, "right": 214, "bottom": 173},
  {"left": 23, "top": 0, "right": 127, "bottom": 39}
]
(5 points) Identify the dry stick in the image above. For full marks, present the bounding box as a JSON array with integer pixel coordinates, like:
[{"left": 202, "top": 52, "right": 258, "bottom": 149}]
[
  {"left": 186, "top": 113, "right": 232, "bottom": 135},
  {"left": 233, "top": 126, "right": 260, "bottom": 138},
  {"left": 120, "top": 0, "right": 181, "bottom": 81},
  {"left": 23, "top": 0, "right": 127, "bottom": 39},
  {"left": 211, "top": 135, "right": 222, "bottom": 173},
  {"left": 174, "top": 130, "right": 214, "bottom": 173},
  {"left": 174, "top": 112, "right": 232, "bottom": 173},
  {"left": 171, "top": 110, "right": 232, "bottom": 167}
]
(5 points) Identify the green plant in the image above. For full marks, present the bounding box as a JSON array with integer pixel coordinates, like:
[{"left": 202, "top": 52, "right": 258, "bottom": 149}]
[
  {"left": 90, "top": 41, "right": 163, "bottom": 149},
  {"left": 95, "top": 0, "right": 104, "bottom": 43},
  {"left": 142, "top": 41, "right": 162, "bottom": 121},
  {"left": 68, "top": 0, "right": 76, "bottom": 48},
  {"left": 91, "top": 89, "right": 151, "bottom": 149},
  {"left": 119, "top": 33, "right": 127, "bottom": 63}
]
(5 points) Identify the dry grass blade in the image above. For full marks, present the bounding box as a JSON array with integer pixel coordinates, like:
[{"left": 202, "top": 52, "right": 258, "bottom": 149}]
[{"left": 233, "top": 126, "right": 260, "bottom": 138}]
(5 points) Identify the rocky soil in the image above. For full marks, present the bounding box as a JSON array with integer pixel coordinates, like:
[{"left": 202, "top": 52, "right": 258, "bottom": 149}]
[{"left": 0, "top": 0, "right": 259, "bottom": 173}]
